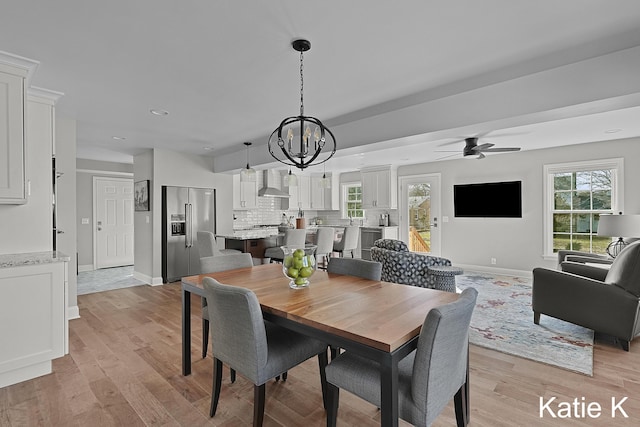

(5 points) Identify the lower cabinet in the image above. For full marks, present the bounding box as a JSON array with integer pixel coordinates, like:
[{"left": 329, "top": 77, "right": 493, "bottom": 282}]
[
  {"left": 360, "top": 226, "right": 399, "bottom": 260},
  {"left": 0, "top": 260, "right": 68, "bottom": 388}
]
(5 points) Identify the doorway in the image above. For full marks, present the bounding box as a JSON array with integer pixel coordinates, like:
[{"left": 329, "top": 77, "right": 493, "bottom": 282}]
[
  {"left": 93, "top": 177, "right": 134, "bottom": 269},
  {"left": 399, "top": 174, "right": 441, "bottom": 255}
]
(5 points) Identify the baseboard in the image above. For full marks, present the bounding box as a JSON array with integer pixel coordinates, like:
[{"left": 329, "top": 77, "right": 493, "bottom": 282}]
[
  {"left": 133, "top": 271, "right": 164, "bottom": 286},
  {"left": 455, "top": 263, "right": 532, "bottom": 279},
  {"left": 78, "top": 264, "right": 93, "bottom": 272},
  {"left": 67, "top": 305, "right": 80, "bottom": 320}
]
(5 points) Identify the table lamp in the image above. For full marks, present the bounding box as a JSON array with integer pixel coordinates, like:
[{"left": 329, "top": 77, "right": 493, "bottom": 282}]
[{"left": 597, "top": 213, "right": 640, "bottom": 257}]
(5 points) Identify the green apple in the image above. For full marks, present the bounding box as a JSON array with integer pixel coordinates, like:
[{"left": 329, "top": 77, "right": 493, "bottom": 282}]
[
  {"left": 293, "top": 248, "right": 305, "bottom": 259},
  {"left": 283, "top": 255, "right": 294, "bottom": 268},
  {"left": 294, "top": 277, "right": 307, "bottom": 286},
  {"left": 293, "top": 258, "right": 304, "bottom": 269},
  {"left": 287, "top": 267, "right": 299, "bottom": 278},
  {"left": 299, "top": 266, "right": 313, "bottom": 278}
]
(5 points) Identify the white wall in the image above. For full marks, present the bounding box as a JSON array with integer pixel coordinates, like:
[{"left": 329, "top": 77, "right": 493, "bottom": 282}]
[
  {"left": 55, "top": 116, "right": 78, "bottom": 314},
  {"left": 398, "top": 137, "right": 640, "bottom": 273},
  {"left": 133, "top": 149, "right": 234, "bottom": 284},
  {"left": 0, "top": 98, "right": 53, "bottom": 254}
]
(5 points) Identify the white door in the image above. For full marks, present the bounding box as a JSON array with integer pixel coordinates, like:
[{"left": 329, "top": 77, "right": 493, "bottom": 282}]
[
  {"left": 94, "top": 177, "right": 134, "bottom": 269},
  {"left": 399, "top": 174, "right": 441, "bottom": 255}
]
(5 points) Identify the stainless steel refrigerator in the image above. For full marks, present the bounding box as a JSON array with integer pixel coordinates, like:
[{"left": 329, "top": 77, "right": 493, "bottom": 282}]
[{"left": 162, "top": 186, "right": 217, "bottom": 283}]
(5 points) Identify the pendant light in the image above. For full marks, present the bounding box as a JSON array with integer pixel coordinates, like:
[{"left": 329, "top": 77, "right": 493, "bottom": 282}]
[
  {"left": 320, "top": 162, "right": 331, "bottom": 189},
  {"left": 268, "top": 39, "right": 336, "bottom": 170},
  {"left": 283, "top": 168, "right": 298, "bottom": 187},
  {"left": 240, "top": 142, "right": 257, "bottom": 182}
]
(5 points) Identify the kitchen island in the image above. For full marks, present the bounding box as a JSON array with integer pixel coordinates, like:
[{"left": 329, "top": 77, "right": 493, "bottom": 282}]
[{"left": 0, "top": 251, "right": 69, "bottom": 387}]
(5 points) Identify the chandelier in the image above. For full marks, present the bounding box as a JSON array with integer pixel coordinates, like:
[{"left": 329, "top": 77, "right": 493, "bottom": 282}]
[{"left": 268, "top": 39, "right": 336, "bottom": 170}]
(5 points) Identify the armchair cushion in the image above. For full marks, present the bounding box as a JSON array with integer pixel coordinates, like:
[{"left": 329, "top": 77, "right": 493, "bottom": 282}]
[{"left": 370, "top": 239, "right": 452, "bottom": 288}]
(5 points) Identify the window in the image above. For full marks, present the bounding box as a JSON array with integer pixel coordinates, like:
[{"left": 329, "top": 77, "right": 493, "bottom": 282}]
[
  {"left": 543, "top": 158, "right": 623, "bottom": 256},
  {"left": 343, "top": 183, "right": 364, "bottom": 219}
]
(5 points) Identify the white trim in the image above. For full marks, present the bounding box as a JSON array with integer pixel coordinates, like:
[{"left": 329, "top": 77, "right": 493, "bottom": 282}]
[
  {"left": 456, "top": 263, "right": 532, "bottom": 280},
  {"left": 77, "top": 169, "right": 133, "bottom": 177},
  {"left": 341, "top": 182, "right": 362, "bottom": 219},
  {"left": 542, "top": 158, "right": 624, "bottom": 257},
  {"left": 77, "top": 264, "right": 93, "bottom": 272},
  {"left": 133, "top": 271, "right": 163, "bottom": 286},
  {"left": 67, "top": 305, "right": 80, "bottom": 320}
]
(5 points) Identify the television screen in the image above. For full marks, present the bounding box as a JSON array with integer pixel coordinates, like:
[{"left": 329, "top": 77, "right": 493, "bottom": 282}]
[{"left": 454, "top": 181, "right": 522, "bottom": 218}]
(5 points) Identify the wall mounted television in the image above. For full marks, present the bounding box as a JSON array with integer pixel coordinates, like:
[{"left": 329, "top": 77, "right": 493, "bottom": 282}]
[{"left": 454, "top": 180, "right": 522, "bottom": 218}]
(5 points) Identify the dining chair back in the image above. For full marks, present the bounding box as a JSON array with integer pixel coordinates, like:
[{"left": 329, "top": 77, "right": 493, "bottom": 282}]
[
  {"left": 203, "top": 277, "right": 329, "bottom": 426},
  {"left": 332, "top": 226, "right": 359, "bottom": 258},
  {"left": 327, "top": 257, "right": 381, "bottom": 281},
  {"left": 325, "top": 287, "right": 478, "bottom": 427},
  {"left": 264, "top": 228, "right": 307, "bottom": 262},
  {"left": 314, "top": 227, "right": 335, "bottom": 269},
  {"left": 200, "top": 252, "right": 253, "bottom": 360}
]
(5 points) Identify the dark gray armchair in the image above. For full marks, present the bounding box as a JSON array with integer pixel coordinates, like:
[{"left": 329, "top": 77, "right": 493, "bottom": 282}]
[{"left": 533, "top": 241, "right": 640, "bottom": 351}]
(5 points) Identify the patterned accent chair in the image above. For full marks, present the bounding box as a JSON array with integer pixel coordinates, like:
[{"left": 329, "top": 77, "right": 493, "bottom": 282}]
[{"left": 370, "top": 239, "right": 452, "bottom": 288}]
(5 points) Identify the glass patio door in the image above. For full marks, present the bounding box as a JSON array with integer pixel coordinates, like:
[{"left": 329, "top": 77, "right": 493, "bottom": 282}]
[{"left": 399, "top": 174, "right": 441, "bottom": 255}]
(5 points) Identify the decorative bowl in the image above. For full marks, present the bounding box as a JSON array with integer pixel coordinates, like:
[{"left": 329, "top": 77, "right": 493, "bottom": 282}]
[{"left": 282, "top": 245, "right": 316, "bottom": 289}]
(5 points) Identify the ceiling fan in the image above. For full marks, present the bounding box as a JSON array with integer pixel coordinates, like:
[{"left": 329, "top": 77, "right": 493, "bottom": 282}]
[{"left": 437, "top": 137, "right": 521, "bottom": 159}]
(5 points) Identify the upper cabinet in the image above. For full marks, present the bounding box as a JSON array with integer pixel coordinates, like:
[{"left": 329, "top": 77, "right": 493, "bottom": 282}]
[
  {"left": 361, "top": 166, "right": 397, "bottom": 209},
  {"left": 310, "top": 173, "right": 339, "bottom": 210},
  {"left": 232, "top": 174, "right": 258, "bottom": 210},
  {"left": 0, "top": 62, "right": 28, "bottom": 204}
]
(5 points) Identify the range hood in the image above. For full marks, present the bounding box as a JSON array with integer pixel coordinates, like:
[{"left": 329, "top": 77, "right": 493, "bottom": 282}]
[{"left": 258, "top": 170, "right": 290, "bottom": 198}]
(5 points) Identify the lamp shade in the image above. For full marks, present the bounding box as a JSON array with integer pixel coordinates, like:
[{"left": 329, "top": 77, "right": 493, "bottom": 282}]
[{"left": 597, "top": 214, "right": 640, "bottom": 237}]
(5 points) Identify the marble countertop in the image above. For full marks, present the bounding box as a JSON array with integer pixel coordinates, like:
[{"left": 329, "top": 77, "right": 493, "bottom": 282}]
[{"left": 0, "top": 251, "right": 70, "bottom": 269}]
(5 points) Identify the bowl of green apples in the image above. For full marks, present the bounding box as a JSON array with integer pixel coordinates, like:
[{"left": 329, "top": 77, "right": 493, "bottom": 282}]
[{"left": 282, "top": 245, "right": 316, "bottom": 289}]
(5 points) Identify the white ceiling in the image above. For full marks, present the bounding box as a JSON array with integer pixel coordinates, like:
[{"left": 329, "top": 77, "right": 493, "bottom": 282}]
[{"left": 2, "top": 1, "right": 640, "bottom": 173}]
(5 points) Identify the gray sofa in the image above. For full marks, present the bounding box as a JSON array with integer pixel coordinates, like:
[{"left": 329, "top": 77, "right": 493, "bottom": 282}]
[
  {"left": 370, "top": 239, "right": 451, "bottom": 288},
  {"left": 532, "top": 241, "right": 640, "bottom": 351}
]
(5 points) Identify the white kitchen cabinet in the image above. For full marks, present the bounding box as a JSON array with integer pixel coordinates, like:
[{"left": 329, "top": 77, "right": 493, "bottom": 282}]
[
  {"left": 310, "top": 173, "right": 339, "bottom": 210},
  {"left": 0, "top": 63, "right": 28, "bottom": 204},
  {"left": 297, "top": 175, "right": 311, "bottom": 210},
  {"left": 0, "top": 254, "right": 69, "bottom": 388},
  {"left": 232, "top": 174, "right": 258, "bottom": 210},
  {"left": 361, "top": 166, "right": 397, "bottom": 209}
]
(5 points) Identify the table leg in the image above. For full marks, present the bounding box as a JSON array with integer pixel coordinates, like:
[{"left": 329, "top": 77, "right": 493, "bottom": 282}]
[
  {"left": 380, "top": 353, "right": 399, "bottom": 427},
  {"left": 182, "top": 287, "right": 192, "bottom": 376}
]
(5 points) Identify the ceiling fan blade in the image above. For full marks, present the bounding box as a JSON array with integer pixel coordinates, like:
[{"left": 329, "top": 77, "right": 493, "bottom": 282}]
[
  {"left": 481, "top": 147, "right": 521, "bottom": 152},
  {"left": 472, "top": 143, "right": 494, "bottom": 151},
  {"left": 437, "top": 138, "right": 464, "bottom": 147}
]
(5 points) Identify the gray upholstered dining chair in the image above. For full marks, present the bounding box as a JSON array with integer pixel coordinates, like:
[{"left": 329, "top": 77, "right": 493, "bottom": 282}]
[
  {"left": 325, "top": 287, "right": 478, "bottom": 427},
  {"left": 332, "top": 225, "right": 359, "bottom": 258},
  {"left": 327, "top": 257, "right": 382, "bottom": 281},
  {"left": 263, "top": 228, "right": 307, "bottom": 263},
  {"left": 200, "top": 253, "right": 253, "bottom": 360},
  {"left": 202, "top": 277, "right": 329, "bottom": 426},
  {"left": 314, "top": 227, "right": 335, "bottom": 269},
  {"left": 197, "top": 231, "right": 241, "bottom": 258}
]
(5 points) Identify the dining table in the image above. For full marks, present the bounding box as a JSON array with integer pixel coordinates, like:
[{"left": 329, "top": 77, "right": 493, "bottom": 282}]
[{"left": 181, "top": 263, "right": 463, "bottom": 426}]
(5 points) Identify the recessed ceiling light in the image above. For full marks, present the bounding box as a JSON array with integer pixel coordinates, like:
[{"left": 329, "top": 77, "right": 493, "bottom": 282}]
[
  {"left": 150, "top": 108, "right": 169, "bottom": 116},
  {"left": 203, "top": 146, "right": 213, "bottom": 151},
  {"left": 604, "top": 128, "right": 622, "bottom": 133},
  {"left": 112, "top": 136, "right": 126, "bottom": 141}
]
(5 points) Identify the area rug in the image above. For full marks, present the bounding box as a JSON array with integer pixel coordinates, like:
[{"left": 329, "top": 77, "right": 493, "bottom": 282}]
[{"left": 456, "top": 272, "right": 594, "bottom": 376}]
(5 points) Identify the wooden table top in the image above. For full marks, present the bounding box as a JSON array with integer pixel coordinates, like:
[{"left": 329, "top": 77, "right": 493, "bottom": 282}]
[{"left": 182, "top": 263, "right": 459, "bottom": 353}]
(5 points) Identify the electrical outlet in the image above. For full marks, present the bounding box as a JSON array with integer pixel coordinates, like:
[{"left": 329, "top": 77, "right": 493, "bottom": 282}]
[{"left": 491, "top": 258, "right": 497, "bottom": 265}]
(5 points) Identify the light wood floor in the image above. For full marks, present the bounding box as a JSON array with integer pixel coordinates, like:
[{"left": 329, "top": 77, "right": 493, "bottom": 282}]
[{"left": 1, "top": 282, "right": 639, "bottom": 426}]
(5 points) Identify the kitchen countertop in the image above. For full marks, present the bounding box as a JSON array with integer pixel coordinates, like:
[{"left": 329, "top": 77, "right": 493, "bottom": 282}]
[{"left": 0, "top": 251, "right": 70, "bottom": 269}]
